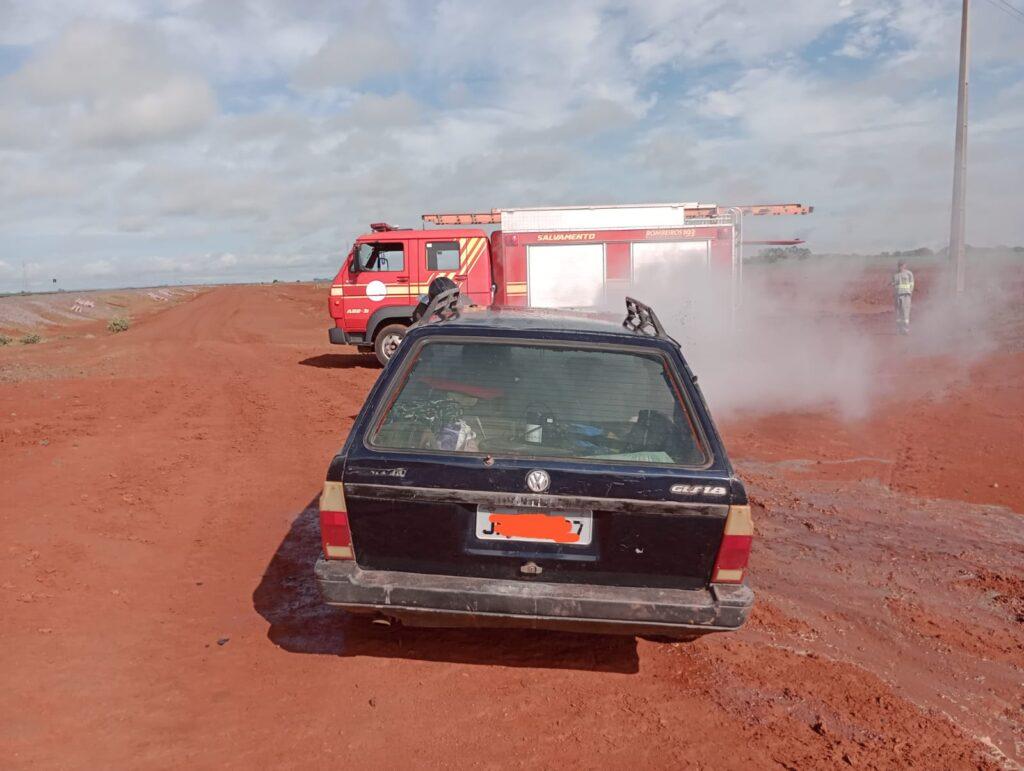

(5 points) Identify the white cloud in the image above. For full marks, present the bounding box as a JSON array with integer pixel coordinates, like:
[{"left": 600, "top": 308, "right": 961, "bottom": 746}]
[
  {"left": 837, "top": 22, "right": 885, "bottom": 59},
  {"left": 628, "top": 0, "right": 858, "bottom": 70},
  {"left": 293, "top": 29, "right": 410, "bottom": 89},
  {"left": 72, "top": 75, "right": 216, "bottom": 146},
  {"left": 0, "top": 0, "right": 1022, "bottom": 292},
  {"left": 82, "top": 259, "right": 116, "bottom": 276},
  {"left": 694, "top": 90, "right": 744, "bottom": 120},
  {"left": 689, "top": 66, "right": 943, "bottom": 145},
  {"left": 10, "top": 20, "right": 216, "bottom": 146}
]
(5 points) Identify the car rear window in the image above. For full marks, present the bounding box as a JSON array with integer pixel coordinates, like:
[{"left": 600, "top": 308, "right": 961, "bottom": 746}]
[{"left": 370, "top": 340, "right": 708, "bottom": 466}]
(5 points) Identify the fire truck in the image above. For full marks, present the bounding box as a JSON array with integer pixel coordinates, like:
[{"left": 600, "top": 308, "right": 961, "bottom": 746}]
[{"left": 328, "top": 202, "right": 811, "bottom": 364}]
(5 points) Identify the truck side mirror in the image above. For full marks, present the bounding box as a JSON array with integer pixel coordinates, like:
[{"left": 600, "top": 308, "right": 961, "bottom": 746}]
[{"left": 348, "top": 249, "right": 360, "bottom": 274}]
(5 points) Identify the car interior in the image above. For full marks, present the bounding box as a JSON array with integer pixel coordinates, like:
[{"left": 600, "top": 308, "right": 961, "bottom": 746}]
[{"left": 372, "top": 340, "right": 707, "bottom": 465}]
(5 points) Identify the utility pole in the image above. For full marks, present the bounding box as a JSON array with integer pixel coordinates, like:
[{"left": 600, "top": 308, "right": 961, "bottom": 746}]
[{"left": 948, "top": 0, "right": 970, "bottom": 295}]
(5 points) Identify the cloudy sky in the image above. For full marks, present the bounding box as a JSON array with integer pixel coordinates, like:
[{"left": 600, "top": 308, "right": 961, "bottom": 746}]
[{"left": 1, "top": 0, "right": 1022, "bottom": 291}]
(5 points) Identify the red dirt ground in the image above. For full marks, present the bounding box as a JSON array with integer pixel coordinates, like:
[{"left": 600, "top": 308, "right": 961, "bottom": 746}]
[{"left": 1, "top": 271, "right": 1022, "bottom": 769}]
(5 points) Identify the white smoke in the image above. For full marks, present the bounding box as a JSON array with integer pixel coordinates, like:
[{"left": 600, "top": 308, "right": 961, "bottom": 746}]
[{"left": 612, "top": 252, "right": 1021, "bottom": 420}]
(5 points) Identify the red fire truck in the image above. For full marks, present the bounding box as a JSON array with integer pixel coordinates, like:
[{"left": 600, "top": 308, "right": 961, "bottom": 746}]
[{"left": 328, "top": 202, "right": 811, "bottom": 364}]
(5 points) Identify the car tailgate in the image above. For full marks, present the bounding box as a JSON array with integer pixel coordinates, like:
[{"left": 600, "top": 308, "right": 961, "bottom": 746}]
[{"left": 340, "top": 456, "right": 735, "bottom": 591}]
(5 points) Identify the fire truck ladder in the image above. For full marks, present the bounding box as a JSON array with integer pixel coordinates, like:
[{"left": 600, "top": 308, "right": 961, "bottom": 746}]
[{"left": 421, "top": 203, "right": 813, "bottom": 225}]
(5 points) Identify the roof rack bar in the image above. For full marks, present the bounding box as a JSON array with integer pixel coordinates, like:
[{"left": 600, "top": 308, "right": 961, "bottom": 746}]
[
  {"left": 412, "top": 286, "right": 462, "bottom": 327},
  {"left": 623, "top": 297, "right": 676, "bottom": 344}
]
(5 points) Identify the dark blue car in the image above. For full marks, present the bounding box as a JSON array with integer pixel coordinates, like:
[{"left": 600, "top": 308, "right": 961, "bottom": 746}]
[{"left": 315, "top": 293, "right": 754, "bottom": 638}]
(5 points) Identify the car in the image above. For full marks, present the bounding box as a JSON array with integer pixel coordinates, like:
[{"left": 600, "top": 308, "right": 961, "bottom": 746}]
[{"left": 314, "top": 290, "right": 754, "bottom": 638}]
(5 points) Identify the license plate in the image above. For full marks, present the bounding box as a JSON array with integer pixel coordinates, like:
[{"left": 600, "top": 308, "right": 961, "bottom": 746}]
[{"left": 475, "top": 507, "right": 593, "bottom": 546}]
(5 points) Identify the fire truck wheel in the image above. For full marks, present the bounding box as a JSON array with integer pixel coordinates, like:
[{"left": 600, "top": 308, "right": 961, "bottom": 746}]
[{"left": 374, "top": 324, "right": 407, "bottom": 365}]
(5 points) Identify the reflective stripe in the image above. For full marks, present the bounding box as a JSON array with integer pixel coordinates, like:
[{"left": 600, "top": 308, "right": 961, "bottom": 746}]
[
  {"left": 345, "top": 284, "right": 415, "bottom": 296},
  {"left": 321, "top": 481, "right": 346, "bottom": 512},
  {"left": 723, "top": 505, "right": 753, "bottom": 536},
  {"left": 461, "top": 237, "right": 486, "bottom": 275},
  {"left": 714, "top": 568, "right": 744, "bottom": 582}
]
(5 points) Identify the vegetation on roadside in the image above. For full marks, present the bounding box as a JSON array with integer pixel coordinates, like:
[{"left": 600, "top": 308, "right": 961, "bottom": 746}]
[
  {"left": 20, "top": 333, "right": 41, "bottom": 345},
  {"left": 753, "top": 244, "right": 1024, "bottom": 264},
  {"left": 107, "top": 316, "right": 131, "bottom": 333},
  {"left": 0, "top": 334, "right": 11, "bottom": 346},
  {"left": 754, "top": 245, "right": 813, "bottom": 263}
]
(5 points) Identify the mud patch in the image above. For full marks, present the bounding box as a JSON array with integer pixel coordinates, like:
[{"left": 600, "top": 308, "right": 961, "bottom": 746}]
[{"left": 959, "top": 568, "right": 1024, "bottom": 623}]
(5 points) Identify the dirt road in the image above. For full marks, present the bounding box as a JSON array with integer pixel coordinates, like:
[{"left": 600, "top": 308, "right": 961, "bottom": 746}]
[{"left": 2, "top": 281, "right": 1021, "bottom": 769}]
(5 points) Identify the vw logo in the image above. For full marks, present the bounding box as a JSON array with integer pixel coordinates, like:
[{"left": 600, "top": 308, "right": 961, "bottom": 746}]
[{"left": 525, "top": 469, "right": 550, "bottom": 493}]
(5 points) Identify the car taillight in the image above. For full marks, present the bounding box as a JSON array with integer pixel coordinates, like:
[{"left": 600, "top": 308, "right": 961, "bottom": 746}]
[
  {"left": 711, "top": 504, "right": 753, "bottom": 584},
  {"left": 320, "top": 481, "right": 354, "bottom": 560}
]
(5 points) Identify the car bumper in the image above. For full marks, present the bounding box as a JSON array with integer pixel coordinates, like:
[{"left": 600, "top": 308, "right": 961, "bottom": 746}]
[
  {"left": 328, "top": 328, "right": 367, "bottom": 345},
  {"left": 315, "top": 559, "right": 753, "bottom": 637}
]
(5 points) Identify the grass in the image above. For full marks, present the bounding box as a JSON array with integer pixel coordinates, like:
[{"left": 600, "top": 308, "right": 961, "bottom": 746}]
[
  {"left": 19, "top": 333, "right": 41, "bottom": 345},
  {"left": 0, "top": 334, "right": 11, "bottom": 346},
  {"left": 107, "top": 317, "right": 130, "bottom": 333}
]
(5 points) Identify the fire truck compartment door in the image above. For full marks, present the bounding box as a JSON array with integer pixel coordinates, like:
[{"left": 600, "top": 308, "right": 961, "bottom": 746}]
[
  {"left": 631, "top": 241, "right": 710, "bottom": 285},
  {"left": 527, "top": 244, "right": 606, "bottom": 308}
]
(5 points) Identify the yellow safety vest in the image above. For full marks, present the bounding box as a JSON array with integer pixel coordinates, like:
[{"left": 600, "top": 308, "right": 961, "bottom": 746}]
[{"left": 894, "top": 272, "right": 914, "bottom": 294}]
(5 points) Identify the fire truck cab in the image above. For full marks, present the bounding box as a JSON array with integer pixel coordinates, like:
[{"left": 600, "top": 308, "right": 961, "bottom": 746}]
[{"left": 328, "top": 224, "right": 493, "bottom": 363}]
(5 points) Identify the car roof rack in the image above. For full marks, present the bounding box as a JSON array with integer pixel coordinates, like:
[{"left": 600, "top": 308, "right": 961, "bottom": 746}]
[
  {"left": 623, "top": 297, "right": 677, "bottom": 344},
  {"left": 413, "top": 286, "right": 462, "bottom": 326}
]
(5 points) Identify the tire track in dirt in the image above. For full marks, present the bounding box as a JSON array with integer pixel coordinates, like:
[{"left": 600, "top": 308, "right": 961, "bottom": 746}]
[{"left": 739, "top": 466, "right": 1023, "bottom": 764}]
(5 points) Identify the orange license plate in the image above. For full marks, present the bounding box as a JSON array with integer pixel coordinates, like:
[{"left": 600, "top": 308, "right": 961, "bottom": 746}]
[{"left": 475, "top": 507, "right": 593, "bottom": 545}]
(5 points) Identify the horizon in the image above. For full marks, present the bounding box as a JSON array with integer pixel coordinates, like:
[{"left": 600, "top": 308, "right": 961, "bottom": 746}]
[{"left": 4, "top": 241, "right": 1020, "bottom": 297}]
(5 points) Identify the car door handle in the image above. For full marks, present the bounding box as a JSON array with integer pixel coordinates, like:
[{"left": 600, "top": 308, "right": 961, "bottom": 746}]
[
  {"left": 395, "top": 276, "right": 409, "bottom": 283},
  {"left": 454, "top": 274, "right": 468, "bottom": 281}
]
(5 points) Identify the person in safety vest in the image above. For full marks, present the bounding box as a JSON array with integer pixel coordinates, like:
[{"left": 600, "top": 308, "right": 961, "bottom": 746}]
[{"left": 891, "top": 260, "right": 915, "bottom": 335}]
